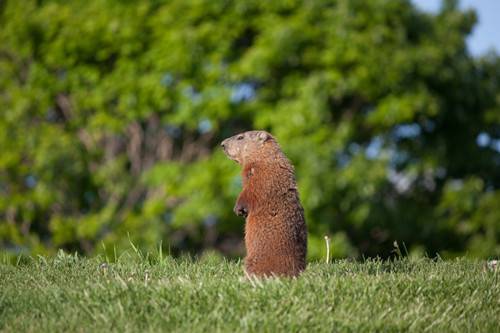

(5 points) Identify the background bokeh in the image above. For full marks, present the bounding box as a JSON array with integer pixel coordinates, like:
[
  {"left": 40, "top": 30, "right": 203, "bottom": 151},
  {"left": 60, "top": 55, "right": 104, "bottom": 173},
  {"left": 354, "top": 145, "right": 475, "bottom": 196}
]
[{"left": 1, "top": 0, "right": 499, "bottom": 260}]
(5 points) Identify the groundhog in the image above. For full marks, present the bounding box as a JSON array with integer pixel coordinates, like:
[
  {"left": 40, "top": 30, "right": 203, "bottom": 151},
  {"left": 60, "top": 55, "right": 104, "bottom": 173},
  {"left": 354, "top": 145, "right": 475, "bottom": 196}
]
[{"left": 221, "top": 130, "right": 307, "bottom": 277}]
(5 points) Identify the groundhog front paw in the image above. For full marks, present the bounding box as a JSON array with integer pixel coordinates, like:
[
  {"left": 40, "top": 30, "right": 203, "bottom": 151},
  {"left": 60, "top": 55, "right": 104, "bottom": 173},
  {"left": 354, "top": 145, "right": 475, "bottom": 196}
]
[{"left": 234, "top": 202, "right": 248, "bottom": 217}]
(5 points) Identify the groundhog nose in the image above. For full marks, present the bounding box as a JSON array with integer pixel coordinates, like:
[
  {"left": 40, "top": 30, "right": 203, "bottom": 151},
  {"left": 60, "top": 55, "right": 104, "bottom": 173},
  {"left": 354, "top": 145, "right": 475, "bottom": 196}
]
[{"left": 220, "top": 139, "right": 227, "bottom": 148}]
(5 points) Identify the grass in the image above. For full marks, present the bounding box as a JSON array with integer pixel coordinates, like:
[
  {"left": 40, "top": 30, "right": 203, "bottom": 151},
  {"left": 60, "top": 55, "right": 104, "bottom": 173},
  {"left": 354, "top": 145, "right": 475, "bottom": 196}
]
[{"left": 0, "top": 251, "right": 499, "bottom": 333}]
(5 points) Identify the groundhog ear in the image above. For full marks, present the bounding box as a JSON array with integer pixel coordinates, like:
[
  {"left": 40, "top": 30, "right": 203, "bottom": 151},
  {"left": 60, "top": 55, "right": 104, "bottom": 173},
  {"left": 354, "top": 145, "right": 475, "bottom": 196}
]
[{"left": 257, "top": 131, "right": 269, "bottom": 142}]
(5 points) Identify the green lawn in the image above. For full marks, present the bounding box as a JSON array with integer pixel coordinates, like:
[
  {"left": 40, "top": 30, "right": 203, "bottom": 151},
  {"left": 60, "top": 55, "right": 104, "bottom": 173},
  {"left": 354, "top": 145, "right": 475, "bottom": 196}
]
[{"left": 0, "top": 252, "right": 499, "bottom": 333}]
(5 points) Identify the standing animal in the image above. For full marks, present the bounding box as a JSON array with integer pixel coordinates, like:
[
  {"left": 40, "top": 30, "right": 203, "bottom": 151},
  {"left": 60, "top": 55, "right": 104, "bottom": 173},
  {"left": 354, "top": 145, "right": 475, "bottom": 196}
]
[{"left": 221, "top": 130, "right": 307, "bottom": 277}]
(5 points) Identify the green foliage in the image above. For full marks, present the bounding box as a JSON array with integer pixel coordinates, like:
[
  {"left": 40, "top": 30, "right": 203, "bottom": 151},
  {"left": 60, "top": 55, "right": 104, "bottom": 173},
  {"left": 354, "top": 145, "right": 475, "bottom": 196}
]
[
  {"left": 1, "top": 255, "right": 499, "bottom": 332},
  {"left": 0, "top": 0, "right": 499, "bottom": 259}
]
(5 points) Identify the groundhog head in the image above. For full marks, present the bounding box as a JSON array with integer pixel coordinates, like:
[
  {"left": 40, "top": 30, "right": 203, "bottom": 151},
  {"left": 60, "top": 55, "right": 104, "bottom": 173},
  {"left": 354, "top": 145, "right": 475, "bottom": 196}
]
[{"left": 220, "top": 130, "right": 272, "bottom": 165}]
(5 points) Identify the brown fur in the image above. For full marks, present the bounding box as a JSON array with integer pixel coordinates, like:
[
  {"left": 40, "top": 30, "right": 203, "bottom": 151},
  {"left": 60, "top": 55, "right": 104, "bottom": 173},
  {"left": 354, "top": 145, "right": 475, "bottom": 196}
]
[{"left": 221, "top": 130, "right": 307, "bottom": 277}]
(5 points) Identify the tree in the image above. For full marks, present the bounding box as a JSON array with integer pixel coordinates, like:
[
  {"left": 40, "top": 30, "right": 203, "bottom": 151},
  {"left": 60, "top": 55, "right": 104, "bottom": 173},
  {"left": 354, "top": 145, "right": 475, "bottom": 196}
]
[{"left": 1, "top": 0, "right": 499, "bottom": 259}]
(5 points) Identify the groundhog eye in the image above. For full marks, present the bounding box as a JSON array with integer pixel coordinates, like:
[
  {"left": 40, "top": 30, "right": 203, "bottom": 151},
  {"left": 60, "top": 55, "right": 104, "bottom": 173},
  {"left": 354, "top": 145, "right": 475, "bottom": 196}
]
[{"left": 237, "top": 135, "right": 244, "bottom": 140}]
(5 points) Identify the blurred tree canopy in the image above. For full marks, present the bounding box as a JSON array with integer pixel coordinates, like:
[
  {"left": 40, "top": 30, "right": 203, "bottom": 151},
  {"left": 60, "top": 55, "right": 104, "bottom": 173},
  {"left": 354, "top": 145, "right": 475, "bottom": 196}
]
[{"left": 1, "top": 0, "right": 499, "bottom": 260}]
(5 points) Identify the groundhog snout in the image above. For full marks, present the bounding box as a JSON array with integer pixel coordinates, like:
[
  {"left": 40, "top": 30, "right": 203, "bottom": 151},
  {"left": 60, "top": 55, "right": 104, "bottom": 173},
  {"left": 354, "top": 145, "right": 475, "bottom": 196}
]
[
  {"left": 234, "top": 202, "right": 248, "bottom": 217},
  {"left": 220, "top": 139, "right": 240, "bottom": 162},
  {"left": 220, "top": 139, "right": 230, "bottom": 156}
]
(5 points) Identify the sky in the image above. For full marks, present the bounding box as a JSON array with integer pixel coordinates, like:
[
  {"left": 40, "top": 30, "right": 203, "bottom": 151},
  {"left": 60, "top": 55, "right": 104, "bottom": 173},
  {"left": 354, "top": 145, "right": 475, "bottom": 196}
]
[{"left": 412, "top": 0, "right": 500, "bottom": 56}]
